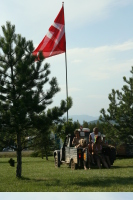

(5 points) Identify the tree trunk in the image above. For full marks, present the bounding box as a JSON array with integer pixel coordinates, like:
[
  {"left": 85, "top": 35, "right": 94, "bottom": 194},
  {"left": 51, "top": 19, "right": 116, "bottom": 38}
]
[
  {"left": 16, "top": 133, "right": 22, "bottom": 178},
  {"left": 41, "top": 150, "right": 44, "bottom": 159},
  {"left": 45, "top": 147, "right": 48, "bottom": 160},
  {"left": 16, "top": 149, "right": 22, "bottom": 177}
]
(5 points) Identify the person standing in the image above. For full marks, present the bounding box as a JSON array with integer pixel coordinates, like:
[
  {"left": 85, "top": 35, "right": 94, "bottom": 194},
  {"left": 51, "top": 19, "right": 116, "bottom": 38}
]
[
  {"left": 92, "top": 136, "right": 109, "bottom": 169},
  {"left": 72, "top": 129, "right": 81, "bottom": 148},
  {"left": 89, "top": 127, "right": 102, "bottom": 164},
  {"left": 89, "top": 127, "right": 101, "bottom": 144}
]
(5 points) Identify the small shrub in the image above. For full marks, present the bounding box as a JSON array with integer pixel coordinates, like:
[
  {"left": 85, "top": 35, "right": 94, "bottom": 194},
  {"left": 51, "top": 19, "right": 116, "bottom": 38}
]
[
  {"left": 30, "top": 151, "right": 40, "bottom": 157},
  {"left": 8, "top": 158, "right": 15, "bottom": 167}
]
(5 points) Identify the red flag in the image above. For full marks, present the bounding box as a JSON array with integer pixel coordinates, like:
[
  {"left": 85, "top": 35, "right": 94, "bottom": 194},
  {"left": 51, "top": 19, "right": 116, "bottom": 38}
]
[{"left": 33, "top": 5, "right": 66, "bottom": 58}]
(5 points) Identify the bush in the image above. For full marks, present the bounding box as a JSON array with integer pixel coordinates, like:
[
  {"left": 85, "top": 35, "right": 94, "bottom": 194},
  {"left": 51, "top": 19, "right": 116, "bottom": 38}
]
[{"left": 8, "top": 158, "right": 15, "bottom": 167}]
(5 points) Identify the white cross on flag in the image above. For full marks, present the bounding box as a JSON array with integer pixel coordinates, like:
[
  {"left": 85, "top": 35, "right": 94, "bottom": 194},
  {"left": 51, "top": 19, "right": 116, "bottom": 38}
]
[{"left": 33, "top": 5, "right": 66, "bottom": 58}]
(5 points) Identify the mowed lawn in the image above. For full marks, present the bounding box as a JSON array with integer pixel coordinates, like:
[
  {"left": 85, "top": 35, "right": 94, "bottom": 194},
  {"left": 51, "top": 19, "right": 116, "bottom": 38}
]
[{"left": 0, "top": 154, "right": 133, "bottom": 192}]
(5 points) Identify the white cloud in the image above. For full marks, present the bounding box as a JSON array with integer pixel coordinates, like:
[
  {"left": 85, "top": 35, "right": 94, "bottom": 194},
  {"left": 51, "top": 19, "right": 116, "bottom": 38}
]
[
  {"left": 1, "top": 0, "right": 133, "bottom": 41},
  {"left": 92, "top": 40, "right": 133, "bottom": 52},
  {"left": 69, "top": 40, "right": 133, "bottom": 55},
  {"left": 67, "top": 40, "right": 133, "bottom": 81}
]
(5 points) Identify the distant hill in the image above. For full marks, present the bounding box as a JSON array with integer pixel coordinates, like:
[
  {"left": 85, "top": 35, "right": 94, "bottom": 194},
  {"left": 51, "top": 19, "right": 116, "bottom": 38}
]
[
  {"left": 88, "top": 119, "right": 99, "bottom": 124},
  {"left": 69, "top": 115, "right": 99, "bottom": 124}
]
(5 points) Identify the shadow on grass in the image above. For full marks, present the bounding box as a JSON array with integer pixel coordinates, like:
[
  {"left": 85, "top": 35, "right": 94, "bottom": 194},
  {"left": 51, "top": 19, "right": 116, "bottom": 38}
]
[
  {"left": 0, "top": 161, "right": 11, "bottom": 164},
  {"left": 111, "top": 166, "right": 133, "bottom": 169},
  {"left": 19, "top": 175, "right": 133, "bottom": 188},
  {"left": 19, "top": 176, "right": 31, "bottom": 181},
  {"left": 116, "top": 156, "right": 133, "bottom": 159},
  {"left": 44, "top": 176, "right": 133, "bottom": 188},
  {"left": 22, "top": 160, "right": 45, "bottom": 163},
  {"left": 76, "top": 176, "right": 133, "bottom": 187}
]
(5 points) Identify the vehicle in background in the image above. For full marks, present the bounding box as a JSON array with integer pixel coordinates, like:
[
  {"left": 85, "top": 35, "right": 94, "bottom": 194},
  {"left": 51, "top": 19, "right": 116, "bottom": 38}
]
[
  {"left": 102, "top": 135, "right": 133, "bottom": 157},
  {"left": 2, "top": 146, "right": 15, "bottom": 152},
  {"left": 54, "top": 128, "right": 116, "bottom": 169},
  {"left": 116, "top": 143, "right": 133, "bottom": 157}
]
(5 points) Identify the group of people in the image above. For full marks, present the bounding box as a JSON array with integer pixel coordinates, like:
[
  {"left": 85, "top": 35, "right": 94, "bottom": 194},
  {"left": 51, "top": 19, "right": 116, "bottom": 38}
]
[{"left": 72, "top": 127, "right": 111, "bottom": 170}]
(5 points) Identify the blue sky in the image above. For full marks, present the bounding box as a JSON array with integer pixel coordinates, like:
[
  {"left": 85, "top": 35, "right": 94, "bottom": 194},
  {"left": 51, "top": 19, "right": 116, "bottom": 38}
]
[
  {"left": 0, "top": 0, "right": 133, "bottom": 118},
  {"left": 0, "top": 192, "right": 133, "bottom": 200}
]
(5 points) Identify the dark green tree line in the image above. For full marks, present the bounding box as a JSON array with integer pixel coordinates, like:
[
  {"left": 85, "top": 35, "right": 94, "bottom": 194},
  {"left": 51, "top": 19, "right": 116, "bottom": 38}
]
[{"left": 100, "top": 67, "right": 133, "bottom": 144}]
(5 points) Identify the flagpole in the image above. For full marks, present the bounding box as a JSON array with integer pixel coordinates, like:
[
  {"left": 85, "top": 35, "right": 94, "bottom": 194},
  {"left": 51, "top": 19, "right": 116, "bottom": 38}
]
[
  {"left": 63, "top": 2, "right": 69, "bottom": 123},
  {"left": 65, "top": 51, "right": 68, "bottom": 123}
]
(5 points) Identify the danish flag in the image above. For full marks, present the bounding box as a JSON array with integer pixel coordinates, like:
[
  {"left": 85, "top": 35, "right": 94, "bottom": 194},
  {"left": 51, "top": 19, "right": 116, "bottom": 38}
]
[{"left": 33, "top": 5, "right": 66, "bottom": 58}]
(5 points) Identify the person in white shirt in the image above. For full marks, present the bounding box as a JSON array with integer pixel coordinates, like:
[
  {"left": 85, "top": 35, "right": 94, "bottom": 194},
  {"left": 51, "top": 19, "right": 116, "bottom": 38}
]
[{"left": 89, "top": 127, "right": 101, "bottom": 144}]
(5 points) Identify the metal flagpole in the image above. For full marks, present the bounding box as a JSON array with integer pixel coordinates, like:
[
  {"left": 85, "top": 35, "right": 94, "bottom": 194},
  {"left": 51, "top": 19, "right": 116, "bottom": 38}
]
[
  {"left": 65, "top": 51, "right": 69, "bottom": 123},
  {"left": 63, "top": 2, "right": 69, "bottom": 123}
]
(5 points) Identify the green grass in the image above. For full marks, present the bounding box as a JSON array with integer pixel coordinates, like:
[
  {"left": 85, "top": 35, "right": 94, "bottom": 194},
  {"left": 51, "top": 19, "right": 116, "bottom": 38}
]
[{"left": 0, "top": 155, "right": 133, "bottom": 192}]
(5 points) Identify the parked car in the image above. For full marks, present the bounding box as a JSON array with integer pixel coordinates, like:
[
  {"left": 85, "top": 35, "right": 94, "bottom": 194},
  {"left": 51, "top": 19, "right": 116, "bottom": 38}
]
[{"left": 2, "top": 146, "right": 15, "bottom": 152}]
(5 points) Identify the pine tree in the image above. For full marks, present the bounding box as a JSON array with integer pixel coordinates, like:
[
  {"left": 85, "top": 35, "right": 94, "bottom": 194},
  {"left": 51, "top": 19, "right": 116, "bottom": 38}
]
[
  {"left": 32, "top": 100, "right": 73, "bottom": 160},
  {"left": 52, "top": 118, "right": 80, "bottom": 142},
  {"left": 100, "top": 67, "right": 133, "bottom": 144},
  {"left": 0, "top": 22, "right": 72, "bottom": 177}
]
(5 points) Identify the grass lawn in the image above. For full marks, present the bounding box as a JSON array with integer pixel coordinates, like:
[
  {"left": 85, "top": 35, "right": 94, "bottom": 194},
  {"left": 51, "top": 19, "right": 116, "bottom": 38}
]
[{"left": 0, "top": 154, "right": 133, "bottom": 192}]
